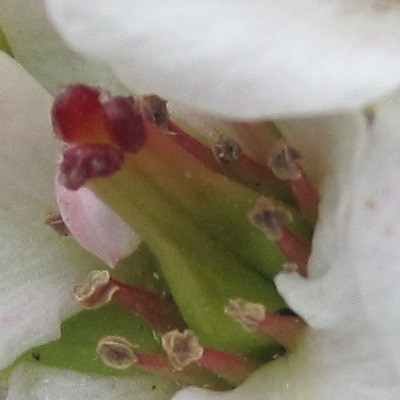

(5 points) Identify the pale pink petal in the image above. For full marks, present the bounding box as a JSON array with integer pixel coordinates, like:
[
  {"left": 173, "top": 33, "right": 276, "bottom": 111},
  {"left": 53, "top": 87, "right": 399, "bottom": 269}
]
[
  {"left": 0, "top": 52, "right": 95, "bottom": 368},
  {"left": 56, "top": 184, "right": 140, "bottom": 267},
  {"left": 6, "top": 363, "right": 179, "bottom": 400},
  {"left": 46, "top": 0, "right": 400, "bottom": 119}
]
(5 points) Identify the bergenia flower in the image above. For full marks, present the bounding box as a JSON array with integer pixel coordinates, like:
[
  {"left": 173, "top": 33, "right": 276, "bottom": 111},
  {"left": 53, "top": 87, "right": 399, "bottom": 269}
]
[{"left": 1, "top": 1, "right": 400, "bottom": 399}]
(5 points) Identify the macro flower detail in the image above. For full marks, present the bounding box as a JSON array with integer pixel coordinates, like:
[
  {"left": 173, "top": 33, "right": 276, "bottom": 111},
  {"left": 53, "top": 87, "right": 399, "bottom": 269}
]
[
  {"left": 48, "top": 82, "right": 320, "bottom": 391},
  {"left": 2, "top": 1, "right": 400, "bottom": 399}
]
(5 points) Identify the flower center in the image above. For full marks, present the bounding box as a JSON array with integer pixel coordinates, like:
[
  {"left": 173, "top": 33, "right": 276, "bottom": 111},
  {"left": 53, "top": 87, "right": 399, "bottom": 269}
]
[{"left": 50, "top": 84, "right": 319, "bottom": 389}]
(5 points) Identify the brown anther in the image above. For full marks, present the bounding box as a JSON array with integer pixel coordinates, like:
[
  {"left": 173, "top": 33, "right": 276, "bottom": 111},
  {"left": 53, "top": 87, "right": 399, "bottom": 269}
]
[
  {"left": 162, "top": 330, "right": 204, "bottom": 371},
  {"left": 97, "top": 336, "right": 138, "bottom": 369},
  {"left": 45, "top": 213, "right": 69, "bottom": 236},
  {"left": 224, "top": 298, "right": 266, "bottom": 331},
  {"left": 213, "top": 138, "right": 242, "bottom": 164},
  {"left": 249, "top": 197, "right": 291, "bottom": 241},
  {"left": 268, "top": 141, "right": 302, "bottom": 181},
  {"left": 73, "top": 270, "right": 119, "bottom": 309},
  {"left": 137, "top": 94, "right": 169, "bottom": 128}
]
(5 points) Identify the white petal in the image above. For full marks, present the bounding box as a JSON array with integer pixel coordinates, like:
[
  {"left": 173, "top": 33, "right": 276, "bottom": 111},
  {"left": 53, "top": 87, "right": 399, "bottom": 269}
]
[
  {"left": 173, "top": 101, "right": 400, "bottom": 399},
  {"left": 56, "top": 184, "right": 140, "bottom": 267},
  {"left": 6, "top": 363, "right": 178, "bottom": 400},
  {"left": 46, "top": 0, "right": 400, "bottom": 119},
  {"left": 0, "top": 52, "right": 95, "bottom": 368},
  {"left": 0, "top": 0, "right": 129, "bottom": 95}
]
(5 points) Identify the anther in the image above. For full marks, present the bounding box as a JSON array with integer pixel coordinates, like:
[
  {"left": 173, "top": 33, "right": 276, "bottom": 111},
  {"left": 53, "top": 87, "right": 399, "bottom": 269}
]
[
  {"left": 249, "top": 197, "right": 291, "bottom": 241},
  {"left": 45, "top": 213, "right": 69, "bottom": 236},
  {"left": 58, "top": 144, "right": 124, "bottom": 190},
  {"left": 225, "top": 299, "right": 305, "bottom": 349},
  {"left": 103, "top": 96, "right": 147, "bottom": 152},
  {"left": 224, "top": 298, "right": 265, "bottom": 331},
  {"left": 73, "top": 270, "right": 119, "bottom": 309},
  {"left": 137, "top": 94, "right": 169, "bottom": 128},
  {"left": 97, "top": 336, "right": 138, "bottom": 369},
  {"left": 268, "top": 141, "right": 319, "bottom": 220},
  {"left": 268, "top": 141, "right": 301, "bottom": 180},
  {"left": 213, "top": 138, "right": 242, "bottom": 164},
  {"left": 52, "top": 84, "right": 109, "bottom": 145},
  {"left": 162, "top": 330, "right": 204, "bottom": 371},
  {"left": 250, "top": 197, "right": 310, "bottom": 276}
]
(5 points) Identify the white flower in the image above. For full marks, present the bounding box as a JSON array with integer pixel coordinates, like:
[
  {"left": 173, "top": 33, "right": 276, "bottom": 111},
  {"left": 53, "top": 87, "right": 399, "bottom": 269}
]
[{"left": 2, "top": 0, "right": 400, "bottom": 399}]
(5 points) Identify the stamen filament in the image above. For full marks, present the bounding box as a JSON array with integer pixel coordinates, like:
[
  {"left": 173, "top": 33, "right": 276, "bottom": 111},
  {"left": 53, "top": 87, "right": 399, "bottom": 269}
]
[
  {"left": 278, "top": 227, "right": 310, "bottom": 277},
  {"left": 199, "top": 348, "right": 260, "bottom": 385},
  {"left": 111, "top": 278, "right": 186, "bottom": 332},
  {"left": 166, "top": 120, "right": 292, "bottom": 199}
]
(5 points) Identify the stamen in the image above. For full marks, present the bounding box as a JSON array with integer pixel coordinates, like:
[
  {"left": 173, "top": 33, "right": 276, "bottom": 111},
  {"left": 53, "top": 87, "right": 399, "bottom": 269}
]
[
  {"left": 73, "top": 271, "right": 184, "bottom": 331},
  {"left": 45, "top": 213, "right": 69, "bottom": 236},
  {"left": 52, "top": 84, "right": 147, "bottom": 153},
  {"left": 269, "top": 141, "right": 319, "bottom": 220},
  {"left": 97, "top": 335, "right": 220, "bottom": 386},
  {"left": 162, "top": 330, "right": 204, "bottom": 371},
  {"left": 225, "top": 299, "right": 305, "bottom": 349},
  {"left": 103, "top": 96, "right": 147, "bottom": 152},
  {"left": 52, "top": 84, "right": 110, "bottom": 145},
  {"left": 73, "top": 270, "right": 118, "bottom": 309},
  {"left": 111, "top": 278, "right": 186, "bottom": 332},
  {"left": 97, "top": 336, "right": 138, "bottom": 369},
  {"left": 162, "top": 330, "right": 260, "bottom": 385},
  {"left": 249, "top": 197, "right": 310, "bottom": 276},
  {"left": 59, "top": 144, "right": 124, "bottom": 190},
  {"left": 213, "top": 137, "right": 242, "bottom": 164},
  {"left": 165, "top": 120, "right": 291, "bottom": 198}
]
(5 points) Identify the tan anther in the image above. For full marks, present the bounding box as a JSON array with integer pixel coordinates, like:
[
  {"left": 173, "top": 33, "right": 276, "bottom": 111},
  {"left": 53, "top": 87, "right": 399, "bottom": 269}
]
[
  {"left": 137, "top": 94, "right": 169, "bottom": 128},
  {"left": 97, "top": 336, "right": 138, "bottom": 369},
  {"left": 268, "top": 141, "right": 302, "bottom": 180},
  {"left": 213, "top": 137, "right": 242, "bottom": 164},
  {"left": 224, "top": 298, "right": 266, "bottom": 331},
  {"left": 162, "top": 330, "right": 204, "bottom": 371},
  {"left": 45, "top": 213, "right": 69, "bottom": 236},
  {"left": 73, "top": 270, "right": 119, "bottom": 309},
  {"left": 249, "top": 197, "right": 291, "bottom": 241}
]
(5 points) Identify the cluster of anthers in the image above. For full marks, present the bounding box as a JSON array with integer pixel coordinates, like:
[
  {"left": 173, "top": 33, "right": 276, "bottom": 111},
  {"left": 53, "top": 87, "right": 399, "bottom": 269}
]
[{"left": 47, "top": 84, "right": 320, "bottom": 390}]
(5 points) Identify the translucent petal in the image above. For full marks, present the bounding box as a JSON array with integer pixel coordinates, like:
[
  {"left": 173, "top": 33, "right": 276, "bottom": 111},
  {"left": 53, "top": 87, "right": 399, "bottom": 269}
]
[
  {"left": 46, "top": 0, "right": 400, "bottom": 118},
  {"left": 0, "top": 0, "right": 129, "bottom": 95},
  {"left": 56, "top": 184, "right": 140, "bottom": 267},
  {"left": 6, "top": 363, "right": 179, "bottom": 400},
  {"left": 0, "top": 52, "right": 95, "bottom": 368},
  {"left": 173, "top": 100, "right": 400, "bottom": 399}
]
